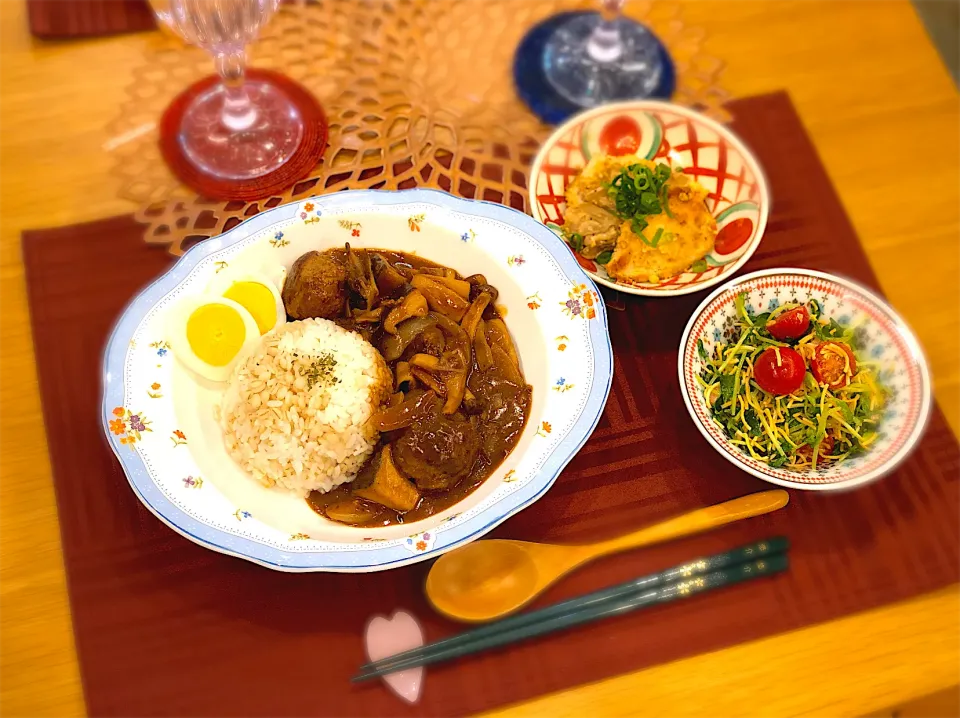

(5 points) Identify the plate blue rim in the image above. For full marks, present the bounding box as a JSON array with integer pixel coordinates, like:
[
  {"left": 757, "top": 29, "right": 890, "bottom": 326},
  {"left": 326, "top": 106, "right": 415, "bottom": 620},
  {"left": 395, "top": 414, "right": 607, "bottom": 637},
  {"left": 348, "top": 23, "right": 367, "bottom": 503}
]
[{"left": 100, "top": 188, "right": 614, "bottom": 572}]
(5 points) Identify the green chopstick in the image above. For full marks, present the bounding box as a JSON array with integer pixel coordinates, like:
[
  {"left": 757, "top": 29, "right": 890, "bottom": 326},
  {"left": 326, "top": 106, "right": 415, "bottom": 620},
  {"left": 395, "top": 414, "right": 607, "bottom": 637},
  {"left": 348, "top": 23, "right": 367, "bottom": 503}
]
[
  {"left": 354, "top": 538, "right": 788, "bottom": 682},
  {"left": 357, "top": 536, "right": 787, "bottom": 678}
]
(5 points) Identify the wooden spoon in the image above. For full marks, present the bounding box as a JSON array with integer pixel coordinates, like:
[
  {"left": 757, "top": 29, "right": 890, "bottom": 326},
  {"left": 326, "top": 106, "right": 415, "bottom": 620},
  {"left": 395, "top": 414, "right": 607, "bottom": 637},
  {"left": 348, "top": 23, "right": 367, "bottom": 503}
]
[{"left": 425, "top": 489, "right": 789, "bottom": 623}]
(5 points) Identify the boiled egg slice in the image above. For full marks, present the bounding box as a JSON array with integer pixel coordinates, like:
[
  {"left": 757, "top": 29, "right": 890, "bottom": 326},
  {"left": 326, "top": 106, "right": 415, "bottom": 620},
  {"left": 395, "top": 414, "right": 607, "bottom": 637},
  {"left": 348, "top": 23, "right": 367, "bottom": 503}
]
[
  {"left": 168, "top": 296, "right": 260, "bottom": 382},
  {"left": 208, "top": 268, "right": 286, "bottom": 336}
]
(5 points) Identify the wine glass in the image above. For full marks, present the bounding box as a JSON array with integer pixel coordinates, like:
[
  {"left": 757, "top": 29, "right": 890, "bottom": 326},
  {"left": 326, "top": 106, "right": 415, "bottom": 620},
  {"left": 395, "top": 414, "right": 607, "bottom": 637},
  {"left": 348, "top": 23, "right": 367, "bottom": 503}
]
[
  {"left": 150, "top": 0, "right": 305, "bottom": 180},
  {"left": 543, "top": 0, "right": 665, "bottom": 107}
]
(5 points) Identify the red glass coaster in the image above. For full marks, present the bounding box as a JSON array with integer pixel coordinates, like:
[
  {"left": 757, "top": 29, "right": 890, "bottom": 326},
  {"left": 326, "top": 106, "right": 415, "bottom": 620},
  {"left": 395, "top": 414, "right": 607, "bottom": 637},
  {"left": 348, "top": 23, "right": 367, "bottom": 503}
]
[{"left": 159, "top": 68, "right": 328, "bottom": 202}]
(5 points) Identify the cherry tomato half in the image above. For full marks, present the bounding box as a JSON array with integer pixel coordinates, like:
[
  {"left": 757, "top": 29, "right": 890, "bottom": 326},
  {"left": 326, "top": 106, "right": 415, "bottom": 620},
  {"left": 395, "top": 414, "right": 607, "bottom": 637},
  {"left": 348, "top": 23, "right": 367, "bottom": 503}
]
[
  {"left": 766, "top": 304, "right": 811, "bottom": 341},
  {"left": 796, "top": 435, "right": 836, "bottom": 467},
  {"left": 810, "top": 341, "right": 857, "bottom": 389},
  {"left": 754, "top": 346, "right": 806, "bottom": 395}
]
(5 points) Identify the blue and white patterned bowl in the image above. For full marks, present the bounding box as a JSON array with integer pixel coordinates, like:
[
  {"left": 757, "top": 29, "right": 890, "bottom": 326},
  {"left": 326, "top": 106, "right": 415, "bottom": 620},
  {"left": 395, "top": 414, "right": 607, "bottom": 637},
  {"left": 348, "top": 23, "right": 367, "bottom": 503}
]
[
  {"left": 679, "top": 268, "right": 930, "bottom": 490},
  {"left": 102, "top": 190, "right": 613, "bottom": 571}
]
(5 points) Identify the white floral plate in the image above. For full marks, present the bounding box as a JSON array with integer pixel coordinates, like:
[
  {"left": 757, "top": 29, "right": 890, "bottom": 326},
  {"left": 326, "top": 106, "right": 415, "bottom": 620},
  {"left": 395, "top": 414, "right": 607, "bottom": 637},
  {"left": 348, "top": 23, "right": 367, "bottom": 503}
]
[
  {"left": 101, "top": 190, "right": 613, "bottom": 571},
  {"left": 679, "top": 268, "right": 930, "bottom": 490},
  {"left": 529, "top": 101, "right": 769, "bottom": 297}
]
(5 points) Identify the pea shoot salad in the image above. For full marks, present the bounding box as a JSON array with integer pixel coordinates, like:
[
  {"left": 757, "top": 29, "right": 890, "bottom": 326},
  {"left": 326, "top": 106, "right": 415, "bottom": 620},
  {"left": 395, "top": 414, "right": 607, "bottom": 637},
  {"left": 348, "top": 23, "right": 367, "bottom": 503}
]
[{"left": 696, "top": 293, "right": 888, "bottom": 471}]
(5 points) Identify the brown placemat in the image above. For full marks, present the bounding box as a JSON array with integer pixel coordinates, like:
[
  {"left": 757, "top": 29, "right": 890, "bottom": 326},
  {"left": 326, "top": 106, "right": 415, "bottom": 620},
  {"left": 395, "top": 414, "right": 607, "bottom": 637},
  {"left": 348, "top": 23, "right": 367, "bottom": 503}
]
[
  {"left": 23, "top": 92, "right": 959, "bottom": 717},
  {"left": 27, "top": 0, "right": 155, "bottom": 38}
]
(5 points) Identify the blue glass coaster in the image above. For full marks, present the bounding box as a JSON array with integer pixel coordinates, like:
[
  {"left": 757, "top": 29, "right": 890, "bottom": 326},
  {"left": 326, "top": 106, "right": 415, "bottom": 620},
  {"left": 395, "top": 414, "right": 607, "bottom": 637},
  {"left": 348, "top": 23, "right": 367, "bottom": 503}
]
[{"left": 513, "top": 11, "right": 676, "bottom": 126}]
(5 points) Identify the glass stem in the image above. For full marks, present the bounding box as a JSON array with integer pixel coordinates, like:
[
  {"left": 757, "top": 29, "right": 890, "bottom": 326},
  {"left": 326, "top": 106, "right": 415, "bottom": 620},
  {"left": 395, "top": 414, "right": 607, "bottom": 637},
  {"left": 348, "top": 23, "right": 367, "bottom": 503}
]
[
  {"left": 587, "top": 0, "right": 625, "bottom": 62},
  {"left": 587, "top": 0, "right": 625, "bottom": 63},
  {"left": 214, "top": 51, "right": 257, "bottom": 131}
]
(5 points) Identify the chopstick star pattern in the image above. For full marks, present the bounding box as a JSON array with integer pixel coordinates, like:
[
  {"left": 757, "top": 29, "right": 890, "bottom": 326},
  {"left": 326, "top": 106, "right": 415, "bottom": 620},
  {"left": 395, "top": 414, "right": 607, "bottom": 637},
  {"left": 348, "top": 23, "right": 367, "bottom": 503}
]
[{"left": 354, "top": 539, "right": 789, "bottom": 685}]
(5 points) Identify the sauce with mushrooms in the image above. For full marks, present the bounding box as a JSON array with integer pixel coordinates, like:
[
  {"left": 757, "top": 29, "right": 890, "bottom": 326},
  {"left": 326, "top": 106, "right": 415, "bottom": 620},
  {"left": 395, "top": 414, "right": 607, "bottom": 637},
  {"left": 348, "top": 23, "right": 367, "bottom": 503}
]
[{"left": 284, "top": 245, "right": 532, "bottom": 527}]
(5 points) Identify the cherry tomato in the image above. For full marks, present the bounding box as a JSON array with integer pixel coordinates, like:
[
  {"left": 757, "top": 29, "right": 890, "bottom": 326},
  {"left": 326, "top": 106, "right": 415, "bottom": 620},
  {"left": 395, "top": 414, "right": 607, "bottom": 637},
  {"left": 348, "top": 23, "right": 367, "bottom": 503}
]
[
  {"left": 598, "top": 116, "right": 642, "bottom": 156},
  {"left": 766, "top": 304, "right": 811, "bottom": 340},
  {"left": 796, "top": 435, "right": 836, "bottom": 467},
  {"left": 753, "top": 346, "right": 806, "bottom": 395},
  {"left": 810, "top": 341, "right": 857, "bottom": 389}
]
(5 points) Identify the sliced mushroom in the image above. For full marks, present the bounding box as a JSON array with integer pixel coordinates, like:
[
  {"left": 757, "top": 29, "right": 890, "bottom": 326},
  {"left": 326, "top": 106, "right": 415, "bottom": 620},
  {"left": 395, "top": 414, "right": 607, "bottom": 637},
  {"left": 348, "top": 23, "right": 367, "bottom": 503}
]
[
  {"left": 411, "top": 275, "right": 470, "bottom": 320},
  {"left": 393, "top": 263, "right": 417, "bottom": 280},
  {"left": 411, "top": 367, "right": 445, "bottom": 396},
  {"left": 394, "top": 361, "right": 415, "bottom": 392},
  {"left": 441, "top": 373, "right": 467, "bottom": 414},
  {"left": 465, "top": 273, "right": 487, "bottom": 286},
  {"left": 432, "top": 313, "right": 471, "bottom": 414},
  {"left": 469, "top": 283, "right": 498, "bottom": 302},
  {"left": 384, "top": 290, "right": 428, "bottom": 334},
  {"left": 485, "top": 318, "right": 519, "bottom": 369},
  {"left": 429, "top": 275, "right": 471, "bottom": 300},
  {"left": 409, "top": 353, "right": 441, "bottom": 371},
  {"left": 371, "top": 254, "right": 408, "bottom": 296},
  {"left": 460, "top": 290, "right": 493, "bottom": 341},
  {"left": 469, "top": 283, "right": 499, "bottom": 319},
  {"left": 344, "top": 243, "right": 378, "bottom": 310},
  {"left": 473, "top": 320, "right": 493, "bottom": 371},
  {"left": 416, "top": 266, "right": 447, "bottom": 277},
  {"left": 351, "top": 306, "right": 384, "bottom": 323}
]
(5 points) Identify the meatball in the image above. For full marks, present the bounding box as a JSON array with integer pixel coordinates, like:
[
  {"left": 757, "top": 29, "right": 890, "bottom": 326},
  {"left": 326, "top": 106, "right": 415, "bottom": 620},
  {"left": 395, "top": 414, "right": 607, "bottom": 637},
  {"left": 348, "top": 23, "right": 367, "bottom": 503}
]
[
  {"left": 282, "top": 251, "right": 347, "bottom": 320},
  {"left": 394, "top": 412, "right": 480, "bottom": 490}
]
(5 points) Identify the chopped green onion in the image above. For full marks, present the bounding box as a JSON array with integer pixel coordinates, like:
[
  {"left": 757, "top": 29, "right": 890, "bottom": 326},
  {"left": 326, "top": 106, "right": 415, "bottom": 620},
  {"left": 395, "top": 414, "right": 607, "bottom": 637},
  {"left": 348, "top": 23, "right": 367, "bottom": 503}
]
[
  {"left": 606, "top": 161, "right": 675, "bottom": 234},
  {"left": 660, "top": 183, "right": 674, "bottom": 218}
]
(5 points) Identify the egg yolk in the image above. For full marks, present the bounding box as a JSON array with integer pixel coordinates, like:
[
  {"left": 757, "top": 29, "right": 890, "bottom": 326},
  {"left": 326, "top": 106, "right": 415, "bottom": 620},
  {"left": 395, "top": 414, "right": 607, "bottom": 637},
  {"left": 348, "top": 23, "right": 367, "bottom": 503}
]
[
  {"left": 223, "top": 281, "right": 276, "bottom": 335},
  {"left": 186, "top": 304, "right": 248, "bottom": 366}
]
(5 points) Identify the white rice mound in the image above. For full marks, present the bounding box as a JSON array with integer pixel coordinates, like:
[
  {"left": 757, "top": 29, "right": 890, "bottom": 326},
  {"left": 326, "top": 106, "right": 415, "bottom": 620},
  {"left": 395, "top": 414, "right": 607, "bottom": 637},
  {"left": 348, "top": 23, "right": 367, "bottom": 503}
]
[{"left": 219, "top": 318, "right": 391, "bottom": 496}]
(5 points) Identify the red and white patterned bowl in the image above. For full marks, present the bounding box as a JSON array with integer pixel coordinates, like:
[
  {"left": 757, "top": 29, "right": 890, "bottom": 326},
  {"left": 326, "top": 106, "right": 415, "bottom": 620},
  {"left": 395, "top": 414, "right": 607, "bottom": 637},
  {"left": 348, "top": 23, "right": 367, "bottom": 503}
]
[
  {"left": 529, "top": 101, "right": 769, "bottom": 296},
  {"left": 679, "top": 268, "right": 931, "bottom": 490}
]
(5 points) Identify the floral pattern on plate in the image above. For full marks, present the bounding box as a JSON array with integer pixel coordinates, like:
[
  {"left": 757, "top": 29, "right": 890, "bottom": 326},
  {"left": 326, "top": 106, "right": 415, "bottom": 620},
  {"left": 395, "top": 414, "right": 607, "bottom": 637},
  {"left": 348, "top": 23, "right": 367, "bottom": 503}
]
[
  {"left": 403, "top": 531, "right": 435, "bottom": 553},
  {"left": 338, "top": 219, "right": 362, "bottom": 237},
  {"left": 100, "top": 190, "right": 613, "bottom": 572},
  {"left": 561, "top": 283, "right": 599, "bottom": 319},
  {"left": 108, "top": 407, "right": 152, "bottom": 447}
]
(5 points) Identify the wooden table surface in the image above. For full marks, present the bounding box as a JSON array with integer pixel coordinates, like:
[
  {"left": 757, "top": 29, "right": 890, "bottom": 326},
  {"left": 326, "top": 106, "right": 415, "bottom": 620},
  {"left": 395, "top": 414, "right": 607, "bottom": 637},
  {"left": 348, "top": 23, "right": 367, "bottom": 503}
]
[{"left": 1, "top": 0, "right": 958, "bottom": 715}]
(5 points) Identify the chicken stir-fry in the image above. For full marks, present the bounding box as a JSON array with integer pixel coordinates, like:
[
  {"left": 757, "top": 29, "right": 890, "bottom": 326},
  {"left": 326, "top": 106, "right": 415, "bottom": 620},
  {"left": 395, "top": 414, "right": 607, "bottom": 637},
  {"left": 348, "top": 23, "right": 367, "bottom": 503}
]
[{"left": 563, "top": 155, "right": 717, "bottom": 284}]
